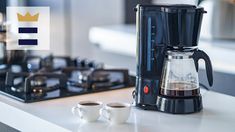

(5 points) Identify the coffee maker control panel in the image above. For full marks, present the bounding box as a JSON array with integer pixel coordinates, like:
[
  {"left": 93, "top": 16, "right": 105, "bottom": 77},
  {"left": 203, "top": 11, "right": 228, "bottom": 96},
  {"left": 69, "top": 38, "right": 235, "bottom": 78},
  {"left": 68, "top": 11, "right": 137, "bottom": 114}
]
[{"left": 136, "top": 77, "right": 159, "bottom": 108}]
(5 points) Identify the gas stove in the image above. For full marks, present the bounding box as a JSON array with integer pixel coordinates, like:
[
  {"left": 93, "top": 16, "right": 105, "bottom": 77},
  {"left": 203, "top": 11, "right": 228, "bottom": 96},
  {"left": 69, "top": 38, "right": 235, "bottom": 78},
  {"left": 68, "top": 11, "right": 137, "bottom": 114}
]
[{"left": 0, "top": 55, "right": 135, "bottom": 103}]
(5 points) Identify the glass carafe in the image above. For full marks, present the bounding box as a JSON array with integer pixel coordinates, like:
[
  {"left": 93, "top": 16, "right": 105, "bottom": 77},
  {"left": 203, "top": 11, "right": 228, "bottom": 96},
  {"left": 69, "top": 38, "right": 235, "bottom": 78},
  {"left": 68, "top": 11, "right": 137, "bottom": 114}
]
[{"left": 160, "top": 50, "right": 200, "bottom": 97}]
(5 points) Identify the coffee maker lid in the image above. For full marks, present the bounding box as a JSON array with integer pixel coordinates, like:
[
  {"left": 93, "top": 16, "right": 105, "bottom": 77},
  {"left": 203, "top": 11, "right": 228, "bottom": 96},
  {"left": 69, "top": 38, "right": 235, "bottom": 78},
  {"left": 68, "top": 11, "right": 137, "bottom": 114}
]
[
  {"left": 162, "top": 5, "right": 206, "bottom": 47},
  {"left": 137, "top": 4, "right": 205, "bottom": 13},
  {"left": 160, "top": 4, "right": 206, "bottom": 13},
  {"left": 136, "top": 4, "right": 206, "bottom": 47}
]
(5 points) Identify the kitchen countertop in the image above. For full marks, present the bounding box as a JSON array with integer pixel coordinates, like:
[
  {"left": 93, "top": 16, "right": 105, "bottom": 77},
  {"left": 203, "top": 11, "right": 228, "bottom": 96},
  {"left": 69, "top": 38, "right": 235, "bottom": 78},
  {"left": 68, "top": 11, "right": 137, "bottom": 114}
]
[{"left": 0, "top": 88, "right": 235, "bottom": 132}]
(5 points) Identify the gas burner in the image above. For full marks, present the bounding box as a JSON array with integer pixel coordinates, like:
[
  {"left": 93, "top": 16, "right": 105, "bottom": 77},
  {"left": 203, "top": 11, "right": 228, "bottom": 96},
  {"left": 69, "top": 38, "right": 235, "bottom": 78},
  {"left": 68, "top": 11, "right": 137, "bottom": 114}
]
[
  {"left": 39, "top": 55, "right": 75, "bottom": 71},
  {"left": 30, "top": 76, "right": 47, "bottom": 87},
  {"left": 26, "top": 55, "right": 104, "bottom": 73},
  {"left": 0, "top": 56, "right": 134, "bottom": 103},
  {"left": 30, "top": 84, "right": 62, "bottom": 98},
  {"left": 74, "top": 58, "right": 104, "bottom": 69},
  {"left": 75, "top": 69, "right": 111, "bottom": 84},
  {"left": 63, "top": 68, "right": 130, "bottom": 89},
  {"left": 91, "top": 71, "right": 110, "bottom": 82},
  {"left": 11, "top": 86, "right": 23, "bottom": 93}
]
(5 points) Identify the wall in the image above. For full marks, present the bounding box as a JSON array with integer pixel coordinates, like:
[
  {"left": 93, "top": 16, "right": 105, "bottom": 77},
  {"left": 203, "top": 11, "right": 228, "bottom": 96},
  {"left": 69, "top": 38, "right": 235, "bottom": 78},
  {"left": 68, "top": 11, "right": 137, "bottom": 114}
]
[{"left": 70, "top": 0, "right": 124, "bottom": 58}]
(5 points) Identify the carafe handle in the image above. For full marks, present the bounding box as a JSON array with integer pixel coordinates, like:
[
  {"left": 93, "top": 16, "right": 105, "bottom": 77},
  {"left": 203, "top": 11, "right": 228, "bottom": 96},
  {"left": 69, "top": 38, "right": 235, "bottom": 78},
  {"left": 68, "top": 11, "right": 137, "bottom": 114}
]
[{"left": 191, "top": 49, "right": 213, "bottom": 86}]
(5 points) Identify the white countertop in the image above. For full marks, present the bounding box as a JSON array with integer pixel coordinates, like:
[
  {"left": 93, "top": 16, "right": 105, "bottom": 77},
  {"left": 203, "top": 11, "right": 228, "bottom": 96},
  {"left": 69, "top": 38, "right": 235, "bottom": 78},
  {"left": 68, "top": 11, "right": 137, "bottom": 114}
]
[
  {"left": 0, "top": 88, "right": 235, "bottom": 132},
  {"left": 89, "top": 25, "right": 235, "bottom": 74}
]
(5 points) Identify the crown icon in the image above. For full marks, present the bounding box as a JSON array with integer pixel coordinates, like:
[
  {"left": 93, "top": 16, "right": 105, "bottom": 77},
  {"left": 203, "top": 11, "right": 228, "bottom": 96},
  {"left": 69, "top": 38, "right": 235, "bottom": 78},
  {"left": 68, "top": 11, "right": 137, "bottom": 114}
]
[{"left": 17, "top": 12, "right": 39, "bottom": 22}]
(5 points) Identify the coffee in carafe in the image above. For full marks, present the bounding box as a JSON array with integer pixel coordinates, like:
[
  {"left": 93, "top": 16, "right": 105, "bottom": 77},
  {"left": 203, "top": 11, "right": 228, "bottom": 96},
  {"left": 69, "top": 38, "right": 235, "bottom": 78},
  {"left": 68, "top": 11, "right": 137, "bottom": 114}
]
[{"left": 160, "top": 82, "right": 200, "bottom": 97}]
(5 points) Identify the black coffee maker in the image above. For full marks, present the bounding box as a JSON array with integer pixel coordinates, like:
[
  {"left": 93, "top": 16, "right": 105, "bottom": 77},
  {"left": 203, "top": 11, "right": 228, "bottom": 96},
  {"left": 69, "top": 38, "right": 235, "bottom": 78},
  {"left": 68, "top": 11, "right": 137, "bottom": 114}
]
[{"left": 135, "top": 4, "right": 213, "bottom": 114}]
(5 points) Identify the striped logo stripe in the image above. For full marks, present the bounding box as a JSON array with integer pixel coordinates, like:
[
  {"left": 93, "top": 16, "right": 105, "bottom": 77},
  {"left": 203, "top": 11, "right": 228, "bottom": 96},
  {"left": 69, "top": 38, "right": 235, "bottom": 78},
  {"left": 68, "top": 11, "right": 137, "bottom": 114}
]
[
  {"left": 18, "top": 39, "right": 38, "bottom": 45},
  {"left": 18, "top": 27, "right": 38, "bottom": 33}
]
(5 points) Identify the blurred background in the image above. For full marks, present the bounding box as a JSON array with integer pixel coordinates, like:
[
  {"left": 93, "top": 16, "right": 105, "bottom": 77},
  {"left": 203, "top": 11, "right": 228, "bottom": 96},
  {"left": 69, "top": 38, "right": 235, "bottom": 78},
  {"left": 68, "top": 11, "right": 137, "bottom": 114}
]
[{"left": 0, "top": 0, "right": 235, "bottom": 96}]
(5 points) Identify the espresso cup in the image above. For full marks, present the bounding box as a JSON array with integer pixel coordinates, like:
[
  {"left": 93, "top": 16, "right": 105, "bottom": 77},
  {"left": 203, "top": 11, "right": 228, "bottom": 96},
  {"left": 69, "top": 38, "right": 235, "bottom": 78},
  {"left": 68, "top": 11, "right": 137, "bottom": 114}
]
[
  {"left": 72, "top": 101, "right": 103, "bottom": 122},
  {"left": 101, "top": 102, "right": 131, "bottom": 124}
]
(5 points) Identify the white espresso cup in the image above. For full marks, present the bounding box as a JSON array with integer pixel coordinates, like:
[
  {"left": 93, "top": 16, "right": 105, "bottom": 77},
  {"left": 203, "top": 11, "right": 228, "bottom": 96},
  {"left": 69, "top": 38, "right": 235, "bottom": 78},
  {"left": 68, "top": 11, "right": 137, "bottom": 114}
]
[
  {"left": 101, "top": 102, "right": 131, "bottom": 124},
  {"left": 72, "top": 101, "right": 103, "bottom": 122}
]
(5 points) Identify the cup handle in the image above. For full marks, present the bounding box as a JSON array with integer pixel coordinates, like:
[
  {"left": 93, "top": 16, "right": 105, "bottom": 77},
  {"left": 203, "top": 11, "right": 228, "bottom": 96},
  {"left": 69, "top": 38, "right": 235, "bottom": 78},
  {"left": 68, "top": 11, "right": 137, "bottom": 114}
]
[
  {"left": 72, "top": 106, "right": 83, "bottom": 119},
  {"left": 101, "top": 108, "right": 111, "bottom": 121}
]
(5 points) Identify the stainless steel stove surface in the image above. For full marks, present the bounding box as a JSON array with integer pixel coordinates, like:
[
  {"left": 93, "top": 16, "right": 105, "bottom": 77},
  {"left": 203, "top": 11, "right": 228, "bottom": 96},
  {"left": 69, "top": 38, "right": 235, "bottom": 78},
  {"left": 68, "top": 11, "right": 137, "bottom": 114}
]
[{"left": 0, "top": 55, "right": 135, "bottom": 102}]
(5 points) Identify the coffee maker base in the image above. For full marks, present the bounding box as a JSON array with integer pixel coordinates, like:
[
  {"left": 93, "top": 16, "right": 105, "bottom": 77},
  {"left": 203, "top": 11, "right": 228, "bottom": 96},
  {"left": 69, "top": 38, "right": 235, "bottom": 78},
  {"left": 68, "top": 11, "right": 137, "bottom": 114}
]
[{"left": 156, "top": 95, "right": 203, "bottom": 114}]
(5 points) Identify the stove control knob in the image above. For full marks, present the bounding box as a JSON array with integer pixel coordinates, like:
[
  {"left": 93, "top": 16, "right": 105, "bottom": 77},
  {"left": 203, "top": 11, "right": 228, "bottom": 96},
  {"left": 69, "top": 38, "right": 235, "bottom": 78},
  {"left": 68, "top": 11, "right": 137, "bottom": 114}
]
[
  {"left": 81, "top": 59, "right": 87, "bottom": 67},
  {"left": 76, "top": 58, "right": 87, "bottom": 68},
  {"left": 88, "top": 61, "right": 95, "bottom": 68},
  {"left": 143, "top": 85, "right": 149, "bottom": 94}
]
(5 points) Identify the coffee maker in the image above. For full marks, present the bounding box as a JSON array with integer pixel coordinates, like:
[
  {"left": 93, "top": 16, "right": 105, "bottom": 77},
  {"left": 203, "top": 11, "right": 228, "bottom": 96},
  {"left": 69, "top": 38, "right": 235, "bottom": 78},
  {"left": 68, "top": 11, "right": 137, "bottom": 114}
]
[{"left": 135, "top": 4, "right": 213, "bottom": 114}]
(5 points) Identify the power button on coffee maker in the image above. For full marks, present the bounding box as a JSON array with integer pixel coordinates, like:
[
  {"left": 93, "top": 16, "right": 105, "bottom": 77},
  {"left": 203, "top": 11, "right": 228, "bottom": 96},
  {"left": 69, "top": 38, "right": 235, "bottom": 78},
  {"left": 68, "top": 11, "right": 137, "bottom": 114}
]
[{"left": 143, "top": 85, "right": 149, "bottom": 94}]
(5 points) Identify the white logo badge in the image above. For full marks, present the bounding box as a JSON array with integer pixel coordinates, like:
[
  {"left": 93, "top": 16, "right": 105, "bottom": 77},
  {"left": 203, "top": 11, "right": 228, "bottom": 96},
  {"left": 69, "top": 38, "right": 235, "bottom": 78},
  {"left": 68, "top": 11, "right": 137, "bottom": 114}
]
[{"left": 7, "top": 7, "right": 50, "bottom": 50}]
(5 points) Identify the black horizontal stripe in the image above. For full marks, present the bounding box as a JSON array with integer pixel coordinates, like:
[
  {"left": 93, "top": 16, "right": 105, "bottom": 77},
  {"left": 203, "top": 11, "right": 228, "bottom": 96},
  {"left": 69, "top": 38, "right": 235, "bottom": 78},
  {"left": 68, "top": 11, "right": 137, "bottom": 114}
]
[
  {"left": 18, "top": 27, "right": 38, "bottom": 33},
  {"left": 18, "top": 39, "right": 38, "bottom": 45}
]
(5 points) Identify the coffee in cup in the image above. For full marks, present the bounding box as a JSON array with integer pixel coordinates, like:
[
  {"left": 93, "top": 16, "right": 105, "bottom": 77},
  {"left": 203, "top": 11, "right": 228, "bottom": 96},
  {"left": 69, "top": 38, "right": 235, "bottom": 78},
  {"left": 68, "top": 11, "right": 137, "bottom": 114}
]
[
  {"left": 101, "top": 102, "right": 131, "bottom": 124},
  {"left": 72, "top": 101, "right": 103, "bottom": 122}
]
